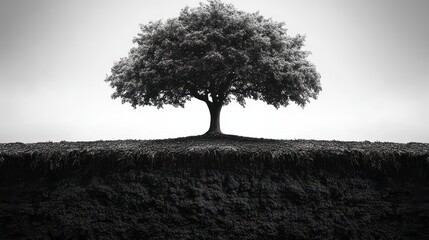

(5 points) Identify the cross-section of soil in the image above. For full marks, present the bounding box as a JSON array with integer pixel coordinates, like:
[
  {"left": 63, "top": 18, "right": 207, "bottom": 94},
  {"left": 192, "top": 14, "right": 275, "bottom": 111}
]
[{"left": 1, "top": 135, "right": 428, "bottom": 239}]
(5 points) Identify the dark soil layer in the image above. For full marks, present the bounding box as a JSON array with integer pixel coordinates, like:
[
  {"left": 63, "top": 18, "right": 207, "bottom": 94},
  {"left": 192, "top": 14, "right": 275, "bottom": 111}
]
[{"left": 1, "top": 135, "right": 429, "bottom": 239}]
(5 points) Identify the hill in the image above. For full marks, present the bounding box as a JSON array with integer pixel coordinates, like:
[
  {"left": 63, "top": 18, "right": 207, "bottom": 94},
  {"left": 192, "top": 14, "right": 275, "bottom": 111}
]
[{"left": 1, "top": 135, "right": 429, "bottom": 239}]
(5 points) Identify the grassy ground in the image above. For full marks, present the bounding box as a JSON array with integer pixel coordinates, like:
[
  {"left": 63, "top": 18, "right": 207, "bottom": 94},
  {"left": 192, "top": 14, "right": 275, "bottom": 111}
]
[
  {"left": 1, "top": 134, "right": 428, "bottom": 154},
  {"left": 1, "top": 134, "right": 428, "bottom": 181}
]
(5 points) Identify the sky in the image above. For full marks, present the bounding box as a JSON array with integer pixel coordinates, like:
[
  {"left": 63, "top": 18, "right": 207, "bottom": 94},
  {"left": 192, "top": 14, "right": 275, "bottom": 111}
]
[{"left": 0, "top": 0, "right": 428, "bottom": 143}]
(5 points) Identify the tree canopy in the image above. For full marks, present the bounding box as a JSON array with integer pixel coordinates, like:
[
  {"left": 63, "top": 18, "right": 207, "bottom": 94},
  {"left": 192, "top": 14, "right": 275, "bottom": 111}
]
[{"left": 105, "top": 0, "right": 321, "bottom": 135}]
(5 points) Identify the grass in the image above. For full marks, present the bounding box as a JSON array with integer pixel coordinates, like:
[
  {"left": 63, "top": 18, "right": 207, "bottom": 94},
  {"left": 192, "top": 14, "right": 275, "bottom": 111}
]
[{"left": 0, "top": 134, "right": 428, "bottom": 182}]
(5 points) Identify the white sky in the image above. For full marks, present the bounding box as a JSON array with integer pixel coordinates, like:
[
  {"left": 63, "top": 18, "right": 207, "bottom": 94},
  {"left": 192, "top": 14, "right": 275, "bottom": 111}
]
[{"left": 1, "top": 0, "right": 428, "bottom": 143}]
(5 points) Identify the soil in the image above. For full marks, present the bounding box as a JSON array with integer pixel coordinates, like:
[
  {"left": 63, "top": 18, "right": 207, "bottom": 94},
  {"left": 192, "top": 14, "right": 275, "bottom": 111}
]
[{"left": 0, "top": 135, "right": 428, "bottom": 239}]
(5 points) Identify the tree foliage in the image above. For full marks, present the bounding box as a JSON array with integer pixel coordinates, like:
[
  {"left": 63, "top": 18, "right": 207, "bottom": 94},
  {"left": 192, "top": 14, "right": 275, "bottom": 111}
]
[{"left": 106, "top": 0, "right": 321, "bottom": 109}]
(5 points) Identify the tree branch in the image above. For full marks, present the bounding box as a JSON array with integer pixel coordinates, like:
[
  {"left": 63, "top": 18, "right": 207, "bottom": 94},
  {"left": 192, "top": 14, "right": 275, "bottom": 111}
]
[{"left": 190, "top": 90, "right": 209, "bottom": 102}]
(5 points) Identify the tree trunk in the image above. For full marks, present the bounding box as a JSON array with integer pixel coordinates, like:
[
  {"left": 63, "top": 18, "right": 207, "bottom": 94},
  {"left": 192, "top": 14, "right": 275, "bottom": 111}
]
[{"left": 205, "top": 102, "right": 222, "bottom": 135}]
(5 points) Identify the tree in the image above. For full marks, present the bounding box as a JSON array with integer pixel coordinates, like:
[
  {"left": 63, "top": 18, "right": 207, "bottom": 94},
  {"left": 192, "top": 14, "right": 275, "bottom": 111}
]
[{"left": 105, "top": 0, "right": 321, "bottom": 135}]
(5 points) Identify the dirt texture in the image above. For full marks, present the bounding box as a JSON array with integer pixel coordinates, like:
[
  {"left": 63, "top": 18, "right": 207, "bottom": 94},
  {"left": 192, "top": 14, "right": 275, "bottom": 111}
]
[{"left": 1, "top": 135, "right": 429, "bottom": 239}]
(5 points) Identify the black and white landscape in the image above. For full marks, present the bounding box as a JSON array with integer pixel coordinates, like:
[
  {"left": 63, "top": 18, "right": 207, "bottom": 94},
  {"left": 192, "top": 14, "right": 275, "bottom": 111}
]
[{"left": 0, "top": 0, "right": 428, "bottom": 239}]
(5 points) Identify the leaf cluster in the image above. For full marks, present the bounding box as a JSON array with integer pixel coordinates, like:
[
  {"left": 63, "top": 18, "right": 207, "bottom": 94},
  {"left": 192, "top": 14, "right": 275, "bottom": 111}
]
[{"left": 105, "top": 0, "right": 321, "bottom": 109}]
